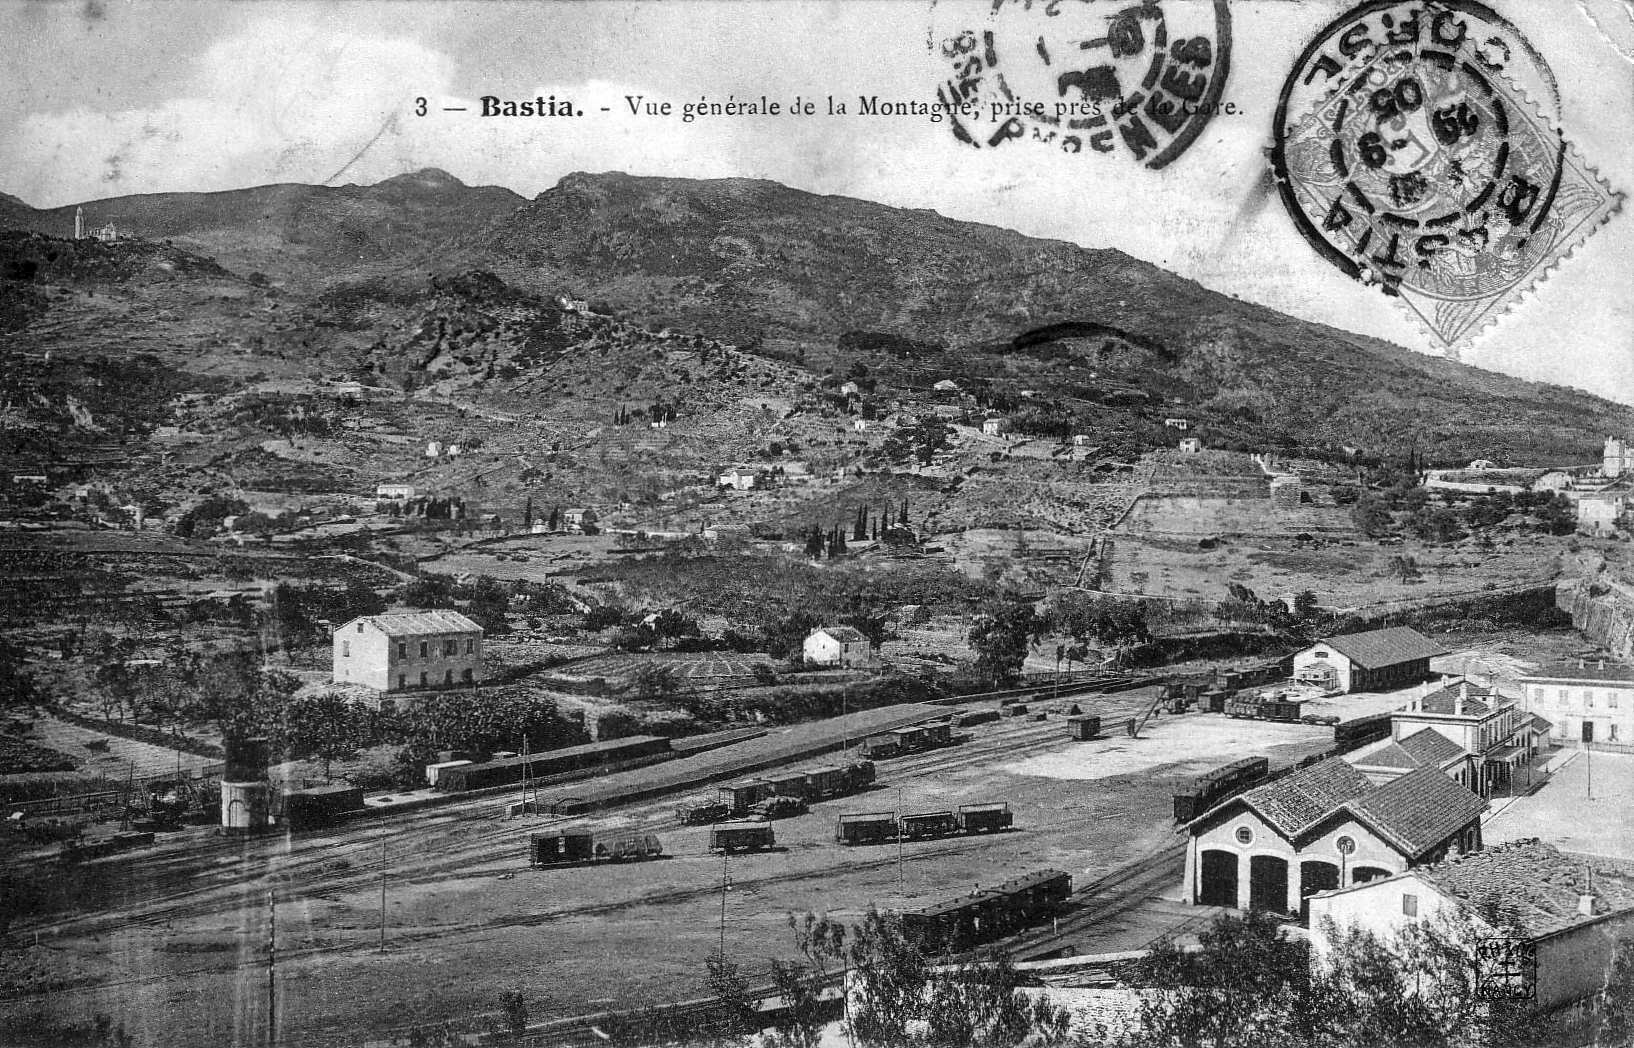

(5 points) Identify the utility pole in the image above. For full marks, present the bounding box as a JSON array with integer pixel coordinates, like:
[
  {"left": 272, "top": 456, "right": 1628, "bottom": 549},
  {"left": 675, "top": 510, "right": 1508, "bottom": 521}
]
[
  {"left": 379, "top": 840, "right": 387, "bottom": 953},
  {"left": 896, "top": 785, "right": 906, "bottom": 895},
  {"left": 267, "top": 889, "right": 277, "bottom": 1047},
  {"left": 718, "top": 851, "right": 730, "bottom": 955}
]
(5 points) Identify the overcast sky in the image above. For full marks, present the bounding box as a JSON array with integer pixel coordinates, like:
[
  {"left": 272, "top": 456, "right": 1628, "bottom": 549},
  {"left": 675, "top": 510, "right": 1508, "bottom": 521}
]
[{"left": 2, "top": 0, "right": 1631, "bottom": 405}]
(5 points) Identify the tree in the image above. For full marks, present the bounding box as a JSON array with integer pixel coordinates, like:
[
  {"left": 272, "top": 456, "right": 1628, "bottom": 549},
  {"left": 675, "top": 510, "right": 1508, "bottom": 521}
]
[
  {"left": 651, "top": 608, "right": 701, "bottom": 649},
  {"left": 547, "top": 506, "right": 561, "bottom": 532},
  {"left": 853, "top": 504, "right": 868, "bottom": 542},
  {"left": 1352, "top": 493, "right": 1392, "bottom": 538},
  {"left": 522, "top": 498, "right": 534, "bottom": 529},
  {"left": 1292, "top": 589, "right": 1319, "bottom": 623},
  {"left": 1388, "top": 553, "right": 1421, "bottom": 584},
  {"left": 967, "top": 600, "right": 1042, "bottom": 684},
  {"left": 497, "top": 989, "right": 528, "bottom": 1041},
  {"left": 464, "top": 576, "right": 513, "bottom": 635},
  {"left": 628, "top": 662, "right": 681, "bottom": 702}
]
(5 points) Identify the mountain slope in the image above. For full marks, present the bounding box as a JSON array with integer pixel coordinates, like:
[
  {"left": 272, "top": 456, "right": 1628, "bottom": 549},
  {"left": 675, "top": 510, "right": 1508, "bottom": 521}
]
[{"left": 5, "top": 169, "right": 524, "bottom": 283}]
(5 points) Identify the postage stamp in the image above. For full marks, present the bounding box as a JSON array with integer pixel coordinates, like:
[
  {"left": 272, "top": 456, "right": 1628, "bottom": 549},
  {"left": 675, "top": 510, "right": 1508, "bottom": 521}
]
[
  {"left": 929, "top": 0, "right": 1233, "bottom": 170},
  {"left": 1271, "top": 0, "right": 1623, "bottom": 354}
]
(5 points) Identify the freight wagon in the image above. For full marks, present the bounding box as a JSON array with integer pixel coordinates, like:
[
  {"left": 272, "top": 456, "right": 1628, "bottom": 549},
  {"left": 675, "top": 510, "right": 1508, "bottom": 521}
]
[
  {"left": 836, "top": 811, "right": 899, "bottom": 845},
  {"left": 1333, "top": 712, "right": 1393, "bottom": 752},
  {"left": 955, "top": 802, "right": 1013, "bottom": 834},
  {"left": 1171, "top": 756, "right": 1271, "bottom": 822},
  {"left": 951, "top": 708, "right": 1001, "bottom": 728},
  {"left": 709, "top": 821, "right": 776, "bottom": 852},
  {"left": 1260, "top": 697, "right": 1305, "bottom": 723},
  {"left": 278, "top": 784, "right": 365, "bottom": 830},
  {"left": 436, "top": 736, "right": 672, "bottom": 792},
  {"left": 1066, "top": 715, "right": 1102, "bottom": 740},
  {"left": 899, "top": 810, "right": 958, "bottom": 839},
  {"left": 718, "top": 778, "right": 775, "bottom": 813},
  {"left": 900, "top": 868, "right": 1071, "bottom": 952}
]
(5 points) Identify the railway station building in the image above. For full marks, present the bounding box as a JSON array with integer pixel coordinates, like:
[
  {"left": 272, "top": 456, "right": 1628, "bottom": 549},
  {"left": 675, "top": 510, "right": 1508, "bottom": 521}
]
[
  {"left": 1182, "top": 757, "right": 1486, "bottom": 920},
  {"left": 1516, "top": 659, "right": 1634, "bottom": 748},
  {"left": 1385, "top": 677, "right": 1538, "bottom": 795},
  {"left": 332, "top": 610, "right": 485, "bottom": 693},
  {"left": 1291, "top": 626, "right": 1447, "bottom": 694},
  {"left": 1308, "top": 839, "right": 1634, "bottom": 1014}
]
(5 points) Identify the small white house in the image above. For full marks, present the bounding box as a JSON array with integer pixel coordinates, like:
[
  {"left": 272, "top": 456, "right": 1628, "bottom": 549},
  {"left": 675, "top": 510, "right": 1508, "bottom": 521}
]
[
  {"left": 852, "top": 419, "right": 869, "bottom": 432},
  {"left": 1164, "top": 418, "right": 1190, "bottom": 431},
  {"left": 1178, "top": 437, "right": 1203, "bottom": 454},
  {"left": 425, "top": 441, "right": 442, "bottom": 458},
  {"left": 803, "top": 626, "right": 870, "bottom": 668},
  {"left": 718, "top": 468, "right": 758, "bottom": 491},
  {"left": 839, "top": 381, "right": 861, "bottom": 397},
  {"left": 562, "top": 508, "right": 595, "bottom": 533},
  {"left": 376, "top": 483, "right": 416, "bottom": 501},
  {"left": 981, "top": 416, "right": 1011, "bottom": 437},
  {"left": 932, "top": 379, "right": 961, "bottom": 393},
  {"left": 1072, "top": 434, "right": 1093, "bottom": 447}
]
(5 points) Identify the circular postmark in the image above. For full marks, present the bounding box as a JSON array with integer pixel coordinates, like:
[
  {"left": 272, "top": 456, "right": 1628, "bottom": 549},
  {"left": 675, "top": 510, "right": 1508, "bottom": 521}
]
[
  {"left": 1267, "top": 1, "right": 1622, "bottom": 349},
  {"left": 929, "top": 0, "right": 1233, "bottom": 170}
]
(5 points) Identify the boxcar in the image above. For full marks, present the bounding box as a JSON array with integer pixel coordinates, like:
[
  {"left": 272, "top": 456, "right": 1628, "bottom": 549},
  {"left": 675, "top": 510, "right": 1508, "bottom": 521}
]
[
  {"left": 1261, "top": 698, "right": 1304, "bottom": 723},
  {"left": 955, "top": 802, "right": 1012, "bottom": 834},
  {"left": 718, "top": 779, "right": 774, "bottom": 813},
  {"left": 1334, "top": 712, "right": 1392, "bottom": 752},
  {"left": 767, "top": 773, "right": 809, "bottom": 800},
  {"left": 1173, "top": 756, "right": 1271, "bottom": 821},
  {"left": 836, "top": 811, "right": 898, "bottom": 845},
  {"left": 901, "top": 891, "right": 1006, "bottom": 952},
  {"left": 805, "top": 766, "right": 847, "bottom": 798},
  {"left": 595, "top": 833, "right": 663, "bottom": 862},
  {"left": 280, "top": 784, "right": 365, "bottom": 830},
  {"left": 995, "top": 869, "right": 1072, "bottom": 918},
  {"left": 709, "top": 821, "right": 775, "bottom": 852},
  {"left": 1066, "top": 715, "right": 1102, "bottom": 740},
  {"left": 531, "top": 830, "right": 596, "bottom": 865},
  {"left": 859, "top": 733, "right": 902, "bottom": 759},
  {"left": 899, "top": 810, "right": 958, "bottom": 839}
]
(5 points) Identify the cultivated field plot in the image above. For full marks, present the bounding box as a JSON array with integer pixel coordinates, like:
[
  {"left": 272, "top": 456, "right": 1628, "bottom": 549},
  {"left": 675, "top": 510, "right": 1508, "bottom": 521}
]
[
  {"left": 0, "top": 702, "right": 1337, "bottom": 1047},
  {"left": 549, "top": 650, "right": 774, "bottom": 684},
  {"left": 1102, "top": 532, "right": 1561, "bottom": 608},
  {"left": 12, "top": 713, "right": 215, "bottom": 782}
]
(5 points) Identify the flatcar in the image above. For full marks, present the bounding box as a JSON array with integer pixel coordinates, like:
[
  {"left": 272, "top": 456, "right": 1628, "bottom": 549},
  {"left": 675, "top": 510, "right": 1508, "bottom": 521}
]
[
  {"left": 900, "top": 868, "right": 1071, "bottom": 953},
  {"left": 709, "top": 821, "right": 776, "bottom": 852},
  {"left": 836, "top": 811, "right": 898, "bottom": 845},
  {"left": 899, "top": 810, "right": 958, "bottom": 839}
]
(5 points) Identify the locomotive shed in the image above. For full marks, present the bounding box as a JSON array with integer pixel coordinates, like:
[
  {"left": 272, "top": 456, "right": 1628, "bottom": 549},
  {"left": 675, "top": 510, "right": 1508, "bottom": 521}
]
[{"left": 16, "top": 698, "right": 1334, "bottom": 1046}]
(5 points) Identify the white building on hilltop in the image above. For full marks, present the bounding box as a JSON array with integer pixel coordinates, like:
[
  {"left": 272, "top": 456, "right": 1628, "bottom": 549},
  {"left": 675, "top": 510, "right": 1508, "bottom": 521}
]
[{"left": 803, "top": 626, "right": 870, "bottom": 668}]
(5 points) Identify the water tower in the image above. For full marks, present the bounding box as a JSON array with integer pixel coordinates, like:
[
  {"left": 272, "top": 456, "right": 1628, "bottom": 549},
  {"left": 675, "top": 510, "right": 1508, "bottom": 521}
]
[{"left": 220, "top": 736, "right": 272, "bottom": 835}]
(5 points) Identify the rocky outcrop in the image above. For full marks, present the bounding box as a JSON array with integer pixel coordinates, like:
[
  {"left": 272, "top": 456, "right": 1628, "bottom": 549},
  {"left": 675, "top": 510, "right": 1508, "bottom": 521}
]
[{"left": 1559, "top": 577, "right": 1634, "bottom": 660}]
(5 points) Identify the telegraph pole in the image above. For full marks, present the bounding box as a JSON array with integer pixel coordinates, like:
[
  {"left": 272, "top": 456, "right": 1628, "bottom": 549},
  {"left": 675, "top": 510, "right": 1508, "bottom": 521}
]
[
  {"left": 718, "top": 851, "right": 730, "bottom": 955},
  {"left": 896, "top": 785, "right": 905, "bottom": 895},
  {"left": 267, "top": 889, "right": 277, "bottom": 1046},
  {"left": 379, "top": 840, "right": 387, "bottom": 953}
]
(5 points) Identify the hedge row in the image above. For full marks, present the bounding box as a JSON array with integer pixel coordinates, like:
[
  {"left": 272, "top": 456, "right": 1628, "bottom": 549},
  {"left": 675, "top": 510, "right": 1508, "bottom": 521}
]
[{"left": 50, "top": 708, "right": 224, "bottom": 759}]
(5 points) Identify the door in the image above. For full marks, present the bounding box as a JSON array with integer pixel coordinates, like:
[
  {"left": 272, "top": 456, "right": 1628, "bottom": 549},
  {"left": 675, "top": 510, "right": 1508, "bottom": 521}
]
[
  {"left": 1249, "top": 855, "right": 1290, "bottom": 914},
  {"left": 1199, "top": 850, "right": 1238, "bottom": 907},
  {"left": 1583, "top": 720, "right": 1595, "bottom": 744},
  {"left": 1300, "top": 861, "right": 1340, "bottom": 922}
]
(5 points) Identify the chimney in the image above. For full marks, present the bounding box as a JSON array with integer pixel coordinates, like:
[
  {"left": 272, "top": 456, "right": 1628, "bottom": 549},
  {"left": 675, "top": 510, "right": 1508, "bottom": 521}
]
[
  {"left": 1456, "top": 681, "right": 1467, "bottom": 717},
  {"left": 1578, "top": 894, "right": 1597, "bottom": 917}
]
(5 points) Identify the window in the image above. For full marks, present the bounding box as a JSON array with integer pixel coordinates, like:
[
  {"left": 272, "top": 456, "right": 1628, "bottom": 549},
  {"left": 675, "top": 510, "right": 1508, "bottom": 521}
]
[
  {"left": 1612, "top": 724, "right": 1621, "bottom": 743},
  {"left": 356, "top": 623, "right": 363, "bottom": 633},
  {"left": 466, "top": 639, "right": 474, "bottom": 655},
  {"left": 1612, "top": 692, "right": 1620, "bottom": 709},
  {"left": 1559, "top": 690, "right": 1568, "bottom": 708},
  {"left": 1402, "top": 894, "right": 1418, "bottom": 917},
  {"left": 1234, "top": 826, "right": 1254, "bottom": 846},
  {"left": 420, "top": 641, "right": 429, "bottom": 658},
  {"left": 342, "top": 641, "right": 350, "bottom": 657},
  {"left": 398, "top": 642, "right": 406, "bottom": 658},
  {"left": 1586, "top": 691, "right": 1596, "bottom": 709},
  {"left": 445, "top": 640, "right": 456, "bottom": 657}
]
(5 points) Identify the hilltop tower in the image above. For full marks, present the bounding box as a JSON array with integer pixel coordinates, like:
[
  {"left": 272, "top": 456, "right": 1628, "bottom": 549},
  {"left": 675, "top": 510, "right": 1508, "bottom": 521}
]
[{"left": 74, "top": 206, "right": 83, "bottom": 239}]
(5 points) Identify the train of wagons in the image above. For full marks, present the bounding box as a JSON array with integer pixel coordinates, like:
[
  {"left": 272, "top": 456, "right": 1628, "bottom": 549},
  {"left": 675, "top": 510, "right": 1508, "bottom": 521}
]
[
  {"left": 1171, "top": 756, "right": 1271, "bottom": 822},
  {"left": 835, "top": 802, "right": 1014, "bottom": 844},
  {"left": 857, "top": 722, "right": 954, "bottom": 760},
  {"left": 529, "top": 829, "right": 665, "bottom": 866},
  {"left": 678, "top": 761, "right": 876, "bottom": 824},
  {"left": 899, "top": 869, "right": 1072, "bottom": 952}
]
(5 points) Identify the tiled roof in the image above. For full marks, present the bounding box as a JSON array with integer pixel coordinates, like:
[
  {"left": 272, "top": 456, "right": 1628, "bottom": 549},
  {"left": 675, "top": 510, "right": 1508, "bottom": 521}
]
[
  {"left": 1398, "top": 728, "right": 1468, "bottom": 766},
  {"left": 1527, "top": 714, "right": 1555, "bottom": 732},
  {"left": 1237, "top": 758, "right": 1372, "bottom": 837},
  {"left": 1417, "top": 679, "right": 1501, "bottom": 717},
  {"left": 1319, "top": 627, "right": 1448, "bottom": 669},
  {"left": 814, "top": 625, "right": 867, "bottom": 643},
  {"left": 1352, "top": 742, "right": 1420, "bottom": 771},
  {"left": 345, "top": 610, "right": 483, "bottom": 635},
  {"left": 1416, "top": 839, "right": 1634, "bottom": 938},
  {"left": 1347, "top": 767, "right": 1486, "bottom": 860},
  {"left": 1518, "top": 661, "right": 1634, "bottom": 684}
]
